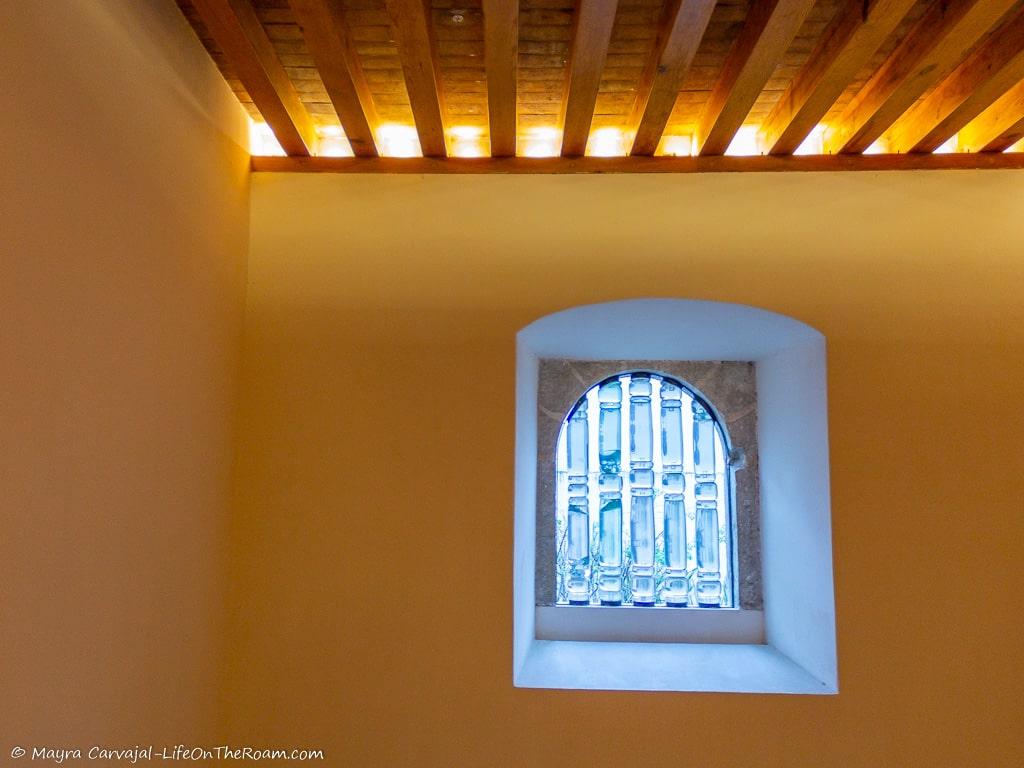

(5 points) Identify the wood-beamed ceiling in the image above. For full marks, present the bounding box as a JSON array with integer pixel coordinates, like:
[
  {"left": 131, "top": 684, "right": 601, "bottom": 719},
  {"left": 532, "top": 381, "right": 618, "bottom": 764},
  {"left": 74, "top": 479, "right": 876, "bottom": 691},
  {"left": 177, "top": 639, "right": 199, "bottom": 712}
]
[{"left": 178, "top": 0, "right": 1024, "bottom": 170}]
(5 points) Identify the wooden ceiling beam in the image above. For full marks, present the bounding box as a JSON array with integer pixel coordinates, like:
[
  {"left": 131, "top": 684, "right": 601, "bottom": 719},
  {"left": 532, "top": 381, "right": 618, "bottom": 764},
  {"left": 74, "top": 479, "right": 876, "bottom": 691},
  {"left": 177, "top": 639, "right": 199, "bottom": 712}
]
[
  {"left": 560, "top": 0, "right": 620, "bottom": 157},
  {"left": 628, "top": 0, "right": 717, "bottom": 156},
  {"left": 483, "top": 0, "right": 518, "bottom": 157},
  {"left": 824, "top": 0, "right": 1020, "bottom": 155},
  {"left": 384, "top": 0, "right": 448, "bottom": 157},
  {"left": 958, "top": 80, "right": 1024, "bottom": 152},
  {"left": 885, "top": 10, "right": 1024, "bottom": 153},
  {"left": 252, "top": 152, "right": 1024, "bottom": 173},
  {"left": 192, "top": 0, "right": 316, "bottom": 156},
  {"left": 695, "top": 0, "right": 818, "bottom": 156},
  {"left": 290, "top": 0, "right": 380, "bottom": 157},
  {"left": 758, "top": 0, "right": 918, "bottom": 156},
  {"left": 979, "top": 117, "right": 1024, "bottom": 152}
]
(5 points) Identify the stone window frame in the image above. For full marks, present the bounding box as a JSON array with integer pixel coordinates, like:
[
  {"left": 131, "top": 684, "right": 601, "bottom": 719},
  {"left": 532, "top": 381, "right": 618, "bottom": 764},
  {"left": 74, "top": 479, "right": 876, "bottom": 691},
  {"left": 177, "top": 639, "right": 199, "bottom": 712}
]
[{"left": 535, "top": 359, "right": 763, "bottom": 612}]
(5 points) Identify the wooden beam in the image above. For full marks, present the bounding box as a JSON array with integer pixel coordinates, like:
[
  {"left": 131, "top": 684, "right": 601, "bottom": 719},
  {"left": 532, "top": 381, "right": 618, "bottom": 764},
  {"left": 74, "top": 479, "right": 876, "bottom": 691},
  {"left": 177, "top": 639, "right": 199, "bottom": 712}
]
[
  {"left": 483, "top": 0, "right": 518, "bottom": 157},
  {"left": 980, "top": 116, "right": 1024, "bottom": 152},
  {"left": 695, "top": 0, "right": 817, "bottom": 156},
  {"left": 252, "top": 152, "right": 1024, "bottom": 174},
  {"left": 560, "top": 0, "right": 620, "bottom": 157},
  {"left": 290, "top": 0, "right": 380, "bottom": 157},
  {"left": 958, "top": 80, "right": 1024, "bottom": 152},
  {"left": 824, "top": 0, "right": 1019, "bottom": 155},
  {"left": 758, "top": 0, "right": 918, "bottom": 156},
  {"left": 885, "top": 10, "right": 1024, "bottom": 153},
  {"left": 482, "top": 0, "right": 518, "bottom": 157},
  {"left": 629, "top": 0, "right": 717, "bottom": 156},
  {"left": 192, "top": 0, "right": 316, "bottom": 155},
  {"left": 384, "top": 0, "right": 447, "bottom": 157}
]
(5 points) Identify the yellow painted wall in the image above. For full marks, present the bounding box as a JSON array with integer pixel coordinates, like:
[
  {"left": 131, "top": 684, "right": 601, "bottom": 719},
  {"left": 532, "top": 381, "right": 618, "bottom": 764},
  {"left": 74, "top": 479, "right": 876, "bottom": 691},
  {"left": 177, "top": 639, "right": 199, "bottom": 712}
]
[
  {"left": 1, "top": 0, "right": 249, "bottom": 747},
  {"left": 227, "top": 171, "right": 1024, "bottom": 766}
]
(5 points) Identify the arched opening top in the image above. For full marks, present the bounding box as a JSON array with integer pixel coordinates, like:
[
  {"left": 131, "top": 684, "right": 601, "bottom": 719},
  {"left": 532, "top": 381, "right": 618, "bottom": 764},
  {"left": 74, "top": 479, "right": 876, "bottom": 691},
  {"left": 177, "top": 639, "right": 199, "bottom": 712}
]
[{"left": 518, "top": 298, "right": 823, "bottom": 362}]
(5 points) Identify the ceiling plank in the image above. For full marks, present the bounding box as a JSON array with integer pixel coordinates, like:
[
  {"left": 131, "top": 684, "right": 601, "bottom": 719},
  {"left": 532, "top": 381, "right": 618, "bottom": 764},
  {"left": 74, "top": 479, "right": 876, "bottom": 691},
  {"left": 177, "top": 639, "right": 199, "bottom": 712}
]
[
  {"left": 252, "top": 152, "right": 1024, "bottom": 173},
  {"left": 695, "top": 0, "right": 818, "bottom": 156},
  {"left": 192, "top": 0, "right": 316, "bottom": 155},
  {"left": 629, "top": 0, "right": 717, "bottom": 156},
  {"left": 290, "top": 0, "right": 380, "bottom": 157},
  {"left": 958, "top": 79, "right": 1024, "bottom": 151},
  {"left": 560, "top": 0, "right": 620, "bottom": 157},
  {"left": 758, "top": 0, "right": 919, "bottom": 156},
  {"left": 384, "top": 0, "right": 448, "bottom": 157},
  {"left": 483, "top": 0, "right": 519, "bottom": 157},
  {"left": 885, "top": 10, "right": 1024, "bottom": 153},
  {"left": 824, "top": 0, "right": 1020, "bottom": 155}
]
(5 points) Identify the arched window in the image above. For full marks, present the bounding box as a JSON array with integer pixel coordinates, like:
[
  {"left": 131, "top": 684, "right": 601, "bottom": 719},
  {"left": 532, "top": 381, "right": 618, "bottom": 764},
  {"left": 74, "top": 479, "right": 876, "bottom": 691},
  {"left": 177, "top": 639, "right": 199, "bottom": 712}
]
[{"left": 556, "top": 372, "right": 734, "bottom": 608}]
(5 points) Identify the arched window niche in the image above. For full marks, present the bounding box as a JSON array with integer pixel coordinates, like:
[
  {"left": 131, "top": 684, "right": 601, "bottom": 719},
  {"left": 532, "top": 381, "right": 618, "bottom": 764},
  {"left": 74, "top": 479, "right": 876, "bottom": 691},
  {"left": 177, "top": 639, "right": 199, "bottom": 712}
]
[{"left": 514, "top": 299, "right": 838, "bottom": 694}]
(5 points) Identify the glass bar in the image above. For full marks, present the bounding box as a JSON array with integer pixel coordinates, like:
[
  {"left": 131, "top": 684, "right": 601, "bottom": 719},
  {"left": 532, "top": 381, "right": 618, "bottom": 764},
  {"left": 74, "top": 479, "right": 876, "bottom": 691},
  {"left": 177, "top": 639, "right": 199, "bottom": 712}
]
[
  {"left": 660, "top": 382, "right": 688, "bottom": 606},
  {"left": 597, "top": 380, "right": 623, "bottom": 605},
  {"left": 693, "top": 401, "right": 722, "bottom": 606},
  {"left": 629, "top": 375, "right": 655, "bottom": 606},
  {"left": 566, "top": 406, "right": 590, "bottom": 604}
]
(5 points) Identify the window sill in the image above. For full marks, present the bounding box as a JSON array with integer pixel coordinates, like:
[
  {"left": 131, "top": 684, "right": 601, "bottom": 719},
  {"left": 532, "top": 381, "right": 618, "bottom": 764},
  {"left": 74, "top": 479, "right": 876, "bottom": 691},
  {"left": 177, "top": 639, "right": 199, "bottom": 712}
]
[
  {"left": 535, "top": 605, "right": 765, "bottom": 644},
  {"left": 515, "top": 640, "right": 835, "bottom": 694}
]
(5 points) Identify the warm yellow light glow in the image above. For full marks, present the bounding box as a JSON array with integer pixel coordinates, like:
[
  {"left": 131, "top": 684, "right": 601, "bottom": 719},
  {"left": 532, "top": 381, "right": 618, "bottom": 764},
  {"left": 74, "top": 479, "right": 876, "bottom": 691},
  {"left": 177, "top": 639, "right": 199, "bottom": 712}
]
[
  {"left": 1007, "top": 137, "right": 1024, "bottom": 153},
  {"left": 724, "top": 126, "right": 760, "bottom": 156},
  {"left": 933, "top": 135, "right": 958, "bottom": 154},
  {"left": 449, "top": 126, "right": 482, "bottom": 140},
  {"left": 449, "top": 126, "right": 486, "bottom": 158},
  {"left": 863, "top": 138, "right": 888, "bottom": 155},
  {"left": 520, "top": 127, "right": 561, "bottom": 158},
  {"left": 317, "top": 135, "right": 354, "bottom": 157},
  {"left": 313, "top": 124, "right": 353, "bottom": 156},
  {"left": 658, "top": 134, "right": 694, "bottom": 157},
  {"left": 587, "top": 127, "right": 628, "bottom": 157},
  {"left": 794, "top": 124, "right": 825, "bottom": 156},
  {"left": 248, "top": 120, "right": 284, "bottom": 156},
  {"left": 377, "top": 124, "right": 422, "bottom": 158},
  {"left": 452, "top": 144, "right": 485, "bottom": 158}
]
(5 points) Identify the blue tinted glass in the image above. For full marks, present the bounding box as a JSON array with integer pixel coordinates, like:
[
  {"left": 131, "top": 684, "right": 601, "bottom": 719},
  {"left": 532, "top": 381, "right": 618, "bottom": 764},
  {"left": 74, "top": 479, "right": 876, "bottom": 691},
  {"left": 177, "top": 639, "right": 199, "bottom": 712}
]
[{"left": 555, "top": 372, "right": 733, "bottom": 607}]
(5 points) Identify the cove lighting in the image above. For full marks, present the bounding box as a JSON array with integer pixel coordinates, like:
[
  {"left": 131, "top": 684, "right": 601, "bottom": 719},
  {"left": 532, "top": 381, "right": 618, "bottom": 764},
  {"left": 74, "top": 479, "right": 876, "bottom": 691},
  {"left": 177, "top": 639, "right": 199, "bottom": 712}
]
[
  {"left": 449, "top": 126, "right": 486, "bottom": 158},
  {"left": 933, "top": 135, "right": 958, "bottom": 154},
  {"left": 863, "top": 138, "right": 888, "bottom": 155},
  {"left": 794, "top": 124, "right": 825, "bottom": 156},
  {"left": 957, "top": 133, "right": 979, "bottom": 152},
  {"left": 725, "top": 126, "right": 760, "bottom": 156},
  {"left": 317, "top": 135, "right": 354, "bottom": 157},
  {"left": 659, "top": 135, "right": 694, "bottom": 157},
  {"left": 377, "top": 124, "right": 421, "bottom": 157},
  {"left": 587, "top": 127, "right": 628, "bottom": 157},
  {"left": 248, "top": 120, "right": 284, "bottom": 156},
  {"left": 521, "top": 127, "right": 561, "bottom": 158}
]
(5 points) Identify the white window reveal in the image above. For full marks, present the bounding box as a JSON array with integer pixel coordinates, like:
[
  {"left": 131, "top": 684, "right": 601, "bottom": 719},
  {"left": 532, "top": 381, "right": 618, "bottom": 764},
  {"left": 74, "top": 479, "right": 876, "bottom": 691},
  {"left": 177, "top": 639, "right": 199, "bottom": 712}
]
[
  {"left": 514, "top": 299, "right": 838, "bottom": 694},
  {"left": 557, "top": 372, "right": 734, "bottom": 608}
]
